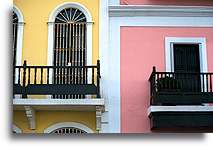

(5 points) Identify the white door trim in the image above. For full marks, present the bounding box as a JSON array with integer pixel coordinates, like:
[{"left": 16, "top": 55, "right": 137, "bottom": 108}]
[{"left": 165, "top": 37, "right": 208, "bottom": 73}]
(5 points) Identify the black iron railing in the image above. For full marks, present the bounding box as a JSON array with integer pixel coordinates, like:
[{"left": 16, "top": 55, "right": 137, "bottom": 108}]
[
  {"left": 13, "top": 60, "right": 101, "bottom": 99},
  {"left": 149, "top": 67, "right": 213, "bottom": 105}
]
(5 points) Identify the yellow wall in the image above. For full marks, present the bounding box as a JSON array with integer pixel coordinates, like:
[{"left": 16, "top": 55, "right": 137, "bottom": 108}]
[
  {"left": 13, "top": 110, "right": 96, "bottom": 133},
  {"left": 14, "top": 0, "right": 99, "bottom": 66},
  {"left": 13, "top": 0, "right": 99, "bottom": 133}
]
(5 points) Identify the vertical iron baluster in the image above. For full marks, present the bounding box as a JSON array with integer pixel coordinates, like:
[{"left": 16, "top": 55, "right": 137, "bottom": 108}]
[
  {"left": 210, "top": 74, "right": 212, "bottom": 92},
  {"left": 40, "top": 67, "right": 43, "bottom": 84},
  {"left": 62, "top": 24, "right": 65, "bottom": 86},
  {"left": 206, "top": 73, "right": 209, "bottom": 93},
  {"left": 97, "top": 60, "right": 100, "bottom": 98},
  {"left": 34, "top": 68, "right": 37, "bottom": 84},
  {"left": 22, "top": 61, "right": 27, "bottom": 98},
  {"left": 47, "top": 67, "right": 49, "bottom": 84}
]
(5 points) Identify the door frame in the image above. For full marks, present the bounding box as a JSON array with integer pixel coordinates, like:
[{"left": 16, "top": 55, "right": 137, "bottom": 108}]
[
  {"left": 165, "top": 37, "right": 208, "bottom": 92},
  {"left": 165, "top": 37, "right": 208, "bottom": 73}
]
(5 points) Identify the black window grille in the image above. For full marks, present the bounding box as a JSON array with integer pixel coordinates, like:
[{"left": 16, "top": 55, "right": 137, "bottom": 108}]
[
  {"left": 53, "top": 8, "right": 87, "bottom": 99},
  {"left": 51, "top": 127, "right": 87, "bottom": 134}
]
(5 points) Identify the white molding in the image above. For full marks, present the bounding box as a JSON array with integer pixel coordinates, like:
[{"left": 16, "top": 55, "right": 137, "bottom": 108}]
[
  {"left": 110, "top": 16, "right": 213, "bottom": 27},
  {"left": 13, "top": 98, "right": 104, "bottom": 106},
  {"left": 47, "top": 2, "right": 93, "bottom": 84},
  {"left": 109, "top": 5, "right": 213, "bottom": 17},
  {"left": 165, "top": 37, "right": 208, "bottom": 73},
  {"left": 99, "top": 0, "right": 110, "bottom": 133},
  {"left": 48, "top": 2, "right": 92, "bottom": 23},
  {"left": 13, "top": 5, "right": 24, "bottom": 22},
  {"left": 13, "top": 5, "right": 24, "bottom": 83},
  {"left": 109, "top": 0, "right": 119, "bottom": 5},
  {"left": 148, "top": 106, "right": 213, "bottom": 115},
  {"left": 43, "top": 122, "right": 94, "bottom": 133},
  {"left": 24, "top": 106, "right": 35, "bottom": 130},
  {"left": 108, "top": 15, "right": 213, "bottom": 133},
  {"left": 13, "top": 124, "right": 22, "bottom": 133}
]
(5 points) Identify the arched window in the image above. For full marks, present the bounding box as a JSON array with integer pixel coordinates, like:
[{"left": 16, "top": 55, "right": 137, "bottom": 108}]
[
  {"left": 13, "top": 6, "right": 24, "bottom": 67},
  {"left": 13, "top": 11, "right": 18, "bottom": 66},
  {"left": 49, "top": 3, "right": 93, "bottom": 99},
  {"left": 51, "top": 127, "right": 87, "bottom": 134},
  {"left": 43, "top": 122, "right": 94, "bottom": 134},
  {"left": 47, "top": 3, "right": 93, "bottom": 92}
]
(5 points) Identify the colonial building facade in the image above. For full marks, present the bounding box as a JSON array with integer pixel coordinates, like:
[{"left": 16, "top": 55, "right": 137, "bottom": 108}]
[{"left": 13, "top": 0, "right": 213, "bottom": 134}]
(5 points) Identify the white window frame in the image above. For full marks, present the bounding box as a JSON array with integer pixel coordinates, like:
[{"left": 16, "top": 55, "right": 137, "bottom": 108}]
[
  {"left": 165, "top": 37, "right": 208, "bottom": 73},
  {"left": 47, "top": 2, "right": 93, "bottom": 85},
  {"left": 13, "top": 6, "right": 24, "bottom": 84},
  {"left": 13, "top": 5, "right": 24, "bottom": 67},
  {"left": 43, "top": 122, "right": 94, "bottom": 133}
]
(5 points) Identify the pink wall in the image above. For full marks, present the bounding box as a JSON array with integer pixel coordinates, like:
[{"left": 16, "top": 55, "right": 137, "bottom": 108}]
[
  {"left": 121, "top": 0, "right": 213, "bottom": 6},
  {"left": 120, "top": 27, "right": 213, "bottom": 133}
]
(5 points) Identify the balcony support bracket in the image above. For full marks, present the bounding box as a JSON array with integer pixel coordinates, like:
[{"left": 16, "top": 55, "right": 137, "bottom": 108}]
[
  {"left": 24, "top": 106, "right": 36, "bottom": 130},
  {"left": 96, "top": 106, "right": 104, "bottom": 132}
]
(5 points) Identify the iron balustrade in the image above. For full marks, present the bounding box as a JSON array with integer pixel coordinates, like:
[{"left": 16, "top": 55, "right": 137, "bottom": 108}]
[
  {"left": 149, "top": 66, "right": 213, "bottom": 105},
  {"left": 13, "top": 60, "right": 101, "bottom": 99}
]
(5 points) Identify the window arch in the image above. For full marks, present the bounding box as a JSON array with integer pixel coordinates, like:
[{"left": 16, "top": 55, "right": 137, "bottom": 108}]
[
  {"left": 13, "top": 11, "right": 18, "bottom": 66},
  {"left": 47, "top": 2, "right": 93, "bottom": 99},
  {"left": 47, "top": 2, "right": 93, "bottom": 70},
  {"left": 43, "top": 122, "right": 94, "bottom": 134},
  {"left": 13, "top": 6, "right": 24, "bottom": 67},
  {"left": 13, "top": 6, "right": 24, "bottom": 86},
  {"left": 54, "top": 7, "right": 87, "bottom": 23}
]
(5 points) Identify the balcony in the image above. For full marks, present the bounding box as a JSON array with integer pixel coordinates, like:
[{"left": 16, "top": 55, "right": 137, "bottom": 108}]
[
  {"left": 13, "top": 60, "right": 104, "bottom": 130},
  {"left": 13, "top": 60, "right": 104, "bottom": 111},
  {"left": 148, "top": 67, "right": 213, "bottom": 132}
]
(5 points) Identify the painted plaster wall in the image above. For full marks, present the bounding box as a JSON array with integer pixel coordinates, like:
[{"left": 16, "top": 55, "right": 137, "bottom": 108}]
[
  {"left": 14, "top": 0, "right": 99, "bottom": 66},
  {"left": 13, "top": 110, "right": 96, "bottom": 133},
  {"left": 120, "top": 27, "right": 213, "bottom": 133},
  {"left": 120, "top": 0, "right": 213, "bottom": 6}
]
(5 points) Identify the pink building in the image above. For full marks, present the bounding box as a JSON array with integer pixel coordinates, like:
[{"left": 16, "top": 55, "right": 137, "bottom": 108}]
[{"left": 99, "top": 0, "right": 213, "bottom": 133}]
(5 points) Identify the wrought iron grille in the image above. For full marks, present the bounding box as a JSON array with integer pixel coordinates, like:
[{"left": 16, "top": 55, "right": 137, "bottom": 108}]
[
  {"left": 53, "top": 8, "right": 87, "bottom": 99},
  {"left": 51, "top": 127, "right": 87, "bottom": 134}
]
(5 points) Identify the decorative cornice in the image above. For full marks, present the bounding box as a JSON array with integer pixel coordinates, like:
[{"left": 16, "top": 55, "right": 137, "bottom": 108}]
[{"left": 109, "top": 5, "right": 213, "bottom": 17}]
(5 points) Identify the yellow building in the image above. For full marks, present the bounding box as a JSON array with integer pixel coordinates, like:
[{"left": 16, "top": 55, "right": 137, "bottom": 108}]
[{"left": 13, "top": 0, "right": 105, "bottom": 134}]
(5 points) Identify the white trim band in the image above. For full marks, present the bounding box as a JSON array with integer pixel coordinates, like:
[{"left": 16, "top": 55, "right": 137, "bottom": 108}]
[
  {"left": 109, "top": 5, "right": 213, "bottom": 17},
  {"left": 148, "top": 105, "right": 213, "bottom": 115},
  {"left": 13, "top": 99, "right": 104, "bottom": 106}
]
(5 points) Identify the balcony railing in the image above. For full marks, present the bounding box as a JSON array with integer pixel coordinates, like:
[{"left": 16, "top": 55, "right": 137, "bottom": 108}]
[
  {"left": 13, "top": 60, "right": 101, "bottom": 99},
  {"left": 149, "top": 67, "right": 213, "bottom": 105}
]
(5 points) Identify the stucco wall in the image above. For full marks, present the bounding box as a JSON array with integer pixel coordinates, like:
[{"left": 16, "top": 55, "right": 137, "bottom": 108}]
[
  {"left": 14, "top": 0, "right": 99, "bottom": 66},
  {"left": 120, "top": 27, "right": 213, "bottom": 133},
  {"left": 13, "top": 110, "right": 96, "bottom": 133}
]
